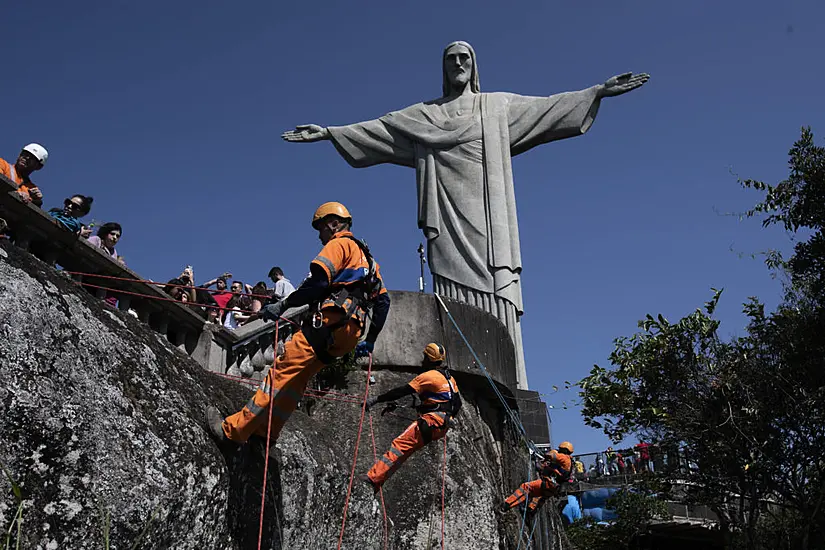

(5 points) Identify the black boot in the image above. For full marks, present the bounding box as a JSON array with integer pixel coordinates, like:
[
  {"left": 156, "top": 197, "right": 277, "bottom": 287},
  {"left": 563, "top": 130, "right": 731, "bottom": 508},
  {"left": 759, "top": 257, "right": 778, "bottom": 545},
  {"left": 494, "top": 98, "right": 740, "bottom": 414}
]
[
  {"left": 205, "top": 406, "right": 228, "bottom": 443},
  {"left": 496, "top": 501, "right": 510, "bottom": 515}
]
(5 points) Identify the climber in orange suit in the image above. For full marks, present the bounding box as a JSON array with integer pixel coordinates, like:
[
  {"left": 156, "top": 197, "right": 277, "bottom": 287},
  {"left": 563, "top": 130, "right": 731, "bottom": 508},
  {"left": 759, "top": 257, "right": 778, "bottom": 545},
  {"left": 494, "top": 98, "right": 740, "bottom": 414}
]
[
  {"left": 499, "top": 441, "right": 575, "bottom": 514},
  {"left": 205, "top": 202, "right": 391, "bottom": 444},
  {"left": 359, "top": 343, "right": 462, "bottom": 490}
]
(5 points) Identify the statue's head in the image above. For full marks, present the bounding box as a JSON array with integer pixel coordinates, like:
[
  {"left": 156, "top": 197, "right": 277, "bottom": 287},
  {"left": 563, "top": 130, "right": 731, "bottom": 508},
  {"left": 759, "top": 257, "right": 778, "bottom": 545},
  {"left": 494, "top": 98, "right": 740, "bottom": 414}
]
[{"left": 442, "top": 41, "right": 480, "bottom": 97}]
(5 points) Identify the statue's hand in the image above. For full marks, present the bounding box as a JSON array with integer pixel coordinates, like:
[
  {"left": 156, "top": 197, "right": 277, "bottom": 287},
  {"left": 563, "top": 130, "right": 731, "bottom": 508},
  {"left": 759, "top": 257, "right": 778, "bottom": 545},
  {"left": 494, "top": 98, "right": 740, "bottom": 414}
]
[
  {"left": 281, "top": 124, "right": 330, "bottom": 143},
  {"left": 597, "top": 72, "right": 650, "bottom": 98}
]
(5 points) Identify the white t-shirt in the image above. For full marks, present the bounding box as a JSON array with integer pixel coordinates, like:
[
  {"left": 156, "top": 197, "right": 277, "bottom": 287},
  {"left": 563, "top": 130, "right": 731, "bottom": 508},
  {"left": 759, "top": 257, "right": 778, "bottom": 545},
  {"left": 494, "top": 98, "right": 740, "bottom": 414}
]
[
  {"left": 274, "top": 278, "right": 296, "bottom": 300},
  {"left": 223, "top": 307, "right": 241, "bottom": 330}
]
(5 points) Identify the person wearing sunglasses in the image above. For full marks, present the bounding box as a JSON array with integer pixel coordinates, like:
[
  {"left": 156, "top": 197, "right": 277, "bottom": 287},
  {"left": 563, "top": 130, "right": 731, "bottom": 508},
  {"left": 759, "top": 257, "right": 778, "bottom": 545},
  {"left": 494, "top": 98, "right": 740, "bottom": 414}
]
[{"left": 48, "top": 194, "right": 94, "bottom": 236}]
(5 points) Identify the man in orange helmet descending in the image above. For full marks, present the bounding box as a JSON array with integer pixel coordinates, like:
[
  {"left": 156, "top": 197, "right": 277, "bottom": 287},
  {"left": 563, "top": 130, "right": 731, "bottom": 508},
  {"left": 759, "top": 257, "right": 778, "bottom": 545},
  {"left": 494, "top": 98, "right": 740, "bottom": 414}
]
[
  {"left": 359, "top": 343, "right": 462, "bottom": 491},
  {"left": 206, "top": 202, "right": 391, "bottom": 444},
  {"left": 499, "top": 441, "right": 575, "bottom": 515}
]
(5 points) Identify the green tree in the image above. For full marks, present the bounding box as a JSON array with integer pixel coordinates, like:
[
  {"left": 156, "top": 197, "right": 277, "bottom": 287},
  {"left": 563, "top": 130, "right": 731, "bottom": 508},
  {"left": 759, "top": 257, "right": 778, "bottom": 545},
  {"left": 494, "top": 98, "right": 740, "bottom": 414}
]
[
  {"left": 565, "top": 489, "right": 669, "bottom": 550},
  {"left": 579, "top": 128, "right": 825, "bottom": 549}
]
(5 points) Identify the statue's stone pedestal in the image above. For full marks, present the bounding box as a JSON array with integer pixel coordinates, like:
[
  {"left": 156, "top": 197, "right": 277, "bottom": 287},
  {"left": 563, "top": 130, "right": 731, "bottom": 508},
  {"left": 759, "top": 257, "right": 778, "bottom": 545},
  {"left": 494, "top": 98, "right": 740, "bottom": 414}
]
[
  {"left": 372, "top": 291, "right": 518, "bottom": 392},
  {"left": 372, "top": 290, "right": 553, "bottom": 448}
]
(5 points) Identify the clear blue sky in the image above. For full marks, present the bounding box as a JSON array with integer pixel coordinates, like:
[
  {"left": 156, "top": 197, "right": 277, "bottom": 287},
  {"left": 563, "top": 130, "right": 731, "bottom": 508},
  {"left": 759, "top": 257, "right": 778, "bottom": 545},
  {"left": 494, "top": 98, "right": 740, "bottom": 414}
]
[{"left": 4, "top": 0, "right": 824, "bottom": 454}]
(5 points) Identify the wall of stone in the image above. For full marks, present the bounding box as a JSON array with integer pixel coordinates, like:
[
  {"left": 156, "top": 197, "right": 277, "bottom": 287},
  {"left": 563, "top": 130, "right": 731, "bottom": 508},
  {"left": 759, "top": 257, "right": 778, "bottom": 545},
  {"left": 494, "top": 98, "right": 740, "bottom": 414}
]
[{"left": 0, "top": 240, "right": 570, "bottom": 549}]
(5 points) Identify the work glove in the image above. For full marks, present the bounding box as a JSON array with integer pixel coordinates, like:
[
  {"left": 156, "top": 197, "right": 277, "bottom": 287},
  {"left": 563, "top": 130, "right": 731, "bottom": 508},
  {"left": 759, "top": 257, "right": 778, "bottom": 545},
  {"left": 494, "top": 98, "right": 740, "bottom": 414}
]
[
  {"left": 261, "top": 300, "right": 286, "bottom": 322},
  {"left": 380, "top": 402, "right": 398, "bottom": 416},
  {"left": 364, "top": 395, "right": 379, "bottom": 411},
  {"left": 354, "top": 341, "right": 374, "bottom": 358}
]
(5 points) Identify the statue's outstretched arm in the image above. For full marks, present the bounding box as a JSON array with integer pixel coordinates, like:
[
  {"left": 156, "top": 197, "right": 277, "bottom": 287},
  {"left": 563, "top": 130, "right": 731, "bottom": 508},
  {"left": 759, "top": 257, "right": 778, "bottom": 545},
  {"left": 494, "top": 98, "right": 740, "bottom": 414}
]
[
  {"left": 282, "top": 124, "right": 330, "bottom": 143},
  {"left": 596, "top": 72, "right": 650, "bottom": 98}
]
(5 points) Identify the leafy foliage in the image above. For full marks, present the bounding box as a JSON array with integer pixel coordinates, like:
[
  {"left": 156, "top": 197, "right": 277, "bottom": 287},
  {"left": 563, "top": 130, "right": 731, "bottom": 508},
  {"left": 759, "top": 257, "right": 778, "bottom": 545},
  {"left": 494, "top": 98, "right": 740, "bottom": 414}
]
[
  {"left": 741, "top": 126, "right": 825, "bottom": 301},
  {"left": 579, "top": 128, "right": 825, "bottom": 549},
  {"left": 313, "top": 350, "right": 359, "bottom": 391}
]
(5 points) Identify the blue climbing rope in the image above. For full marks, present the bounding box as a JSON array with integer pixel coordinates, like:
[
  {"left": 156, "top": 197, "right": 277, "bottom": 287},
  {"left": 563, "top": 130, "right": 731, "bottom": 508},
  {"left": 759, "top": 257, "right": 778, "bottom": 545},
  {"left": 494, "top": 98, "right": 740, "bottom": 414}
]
[
  {"left": 516, "top": 450, "right": 533, "bottom": 550},
  {"left": 434, "top": 293, "right": 540, "bottom": 455}
]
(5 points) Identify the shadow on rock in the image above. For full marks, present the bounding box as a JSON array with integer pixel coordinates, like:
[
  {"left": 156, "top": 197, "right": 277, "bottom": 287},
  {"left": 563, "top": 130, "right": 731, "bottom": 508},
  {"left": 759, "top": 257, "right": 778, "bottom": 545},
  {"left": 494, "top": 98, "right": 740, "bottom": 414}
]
[{"left": 223, "top": 439, "right": 284, "bottom": 550}]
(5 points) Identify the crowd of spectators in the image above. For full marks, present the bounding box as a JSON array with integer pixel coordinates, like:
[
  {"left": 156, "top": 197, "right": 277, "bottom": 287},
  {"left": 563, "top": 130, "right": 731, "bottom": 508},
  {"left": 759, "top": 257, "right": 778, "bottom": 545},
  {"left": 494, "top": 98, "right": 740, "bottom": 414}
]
[
  {"left": 1, "top": 141, "right": 295, "bottom": 331},
  {"left": 161, "top": 267, "right": 296, "bottom": 330},
  {"left": 570, "top": 441, "right": 696, "bottom": 482}
]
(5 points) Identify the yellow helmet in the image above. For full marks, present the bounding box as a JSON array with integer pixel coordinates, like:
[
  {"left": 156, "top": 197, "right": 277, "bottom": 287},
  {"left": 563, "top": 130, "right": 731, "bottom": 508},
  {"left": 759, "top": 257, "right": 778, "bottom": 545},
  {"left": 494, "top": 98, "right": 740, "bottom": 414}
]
[
  {"left": 558, "top": 441, "right": 574, "bottom": 454},
  {"left": 312, "top": 202, "right": 352, "bottom": 229},
  {"left": 423, "top": 342, "right": 446, "bottom": 363}
]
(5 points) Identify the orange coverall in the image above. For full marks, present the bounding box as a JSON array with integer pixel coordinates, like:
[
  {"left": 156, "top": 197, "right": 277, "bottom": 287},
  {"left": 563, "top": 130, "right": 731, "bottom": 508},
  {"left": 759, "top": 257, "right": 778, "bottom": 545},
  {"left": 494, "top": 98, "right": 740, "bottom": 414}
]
[
  {"left": 504, "top": 451, "right": 572, "bottom": 511},
  {"left": 222, "top": 231, "right": 387, "bottom": 443},
  {"left": 367, "top": 369, "right": 460, "bottom": 487}
]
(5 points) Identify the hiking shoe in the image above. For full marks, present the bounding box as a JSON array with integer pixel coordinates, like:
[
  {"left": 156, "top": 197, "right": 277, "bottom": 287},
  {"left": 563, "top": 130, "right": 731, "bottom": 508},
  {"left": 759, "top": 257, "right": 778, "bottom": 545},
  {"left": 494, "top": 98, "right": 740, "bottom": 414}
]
[
  {"left": 205, "top": 406, "right": 227, "bottom": 442},
  {"left": 496, "top": 502, "right": 511, "bottom": 515},
  {"left": 359, "top": 474, "right": 380, "bottom": 495}
]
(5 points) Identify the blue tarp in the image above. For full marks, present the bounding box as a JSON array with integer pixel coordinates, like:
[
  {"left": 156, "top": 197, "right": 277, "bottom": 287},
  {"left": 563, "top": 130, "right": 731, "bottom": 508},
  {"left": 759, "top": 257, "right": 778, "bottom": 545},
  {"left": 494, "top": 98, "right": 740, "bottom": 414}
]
[
  {"left": 580, "top": 487, "right": 620, "bottom": 509},
  {"left": 576, "top": 487, "right": 620, "bottom": 523},
  {"left": 561, "top": 495, "right": 582, "bottom": 524}
]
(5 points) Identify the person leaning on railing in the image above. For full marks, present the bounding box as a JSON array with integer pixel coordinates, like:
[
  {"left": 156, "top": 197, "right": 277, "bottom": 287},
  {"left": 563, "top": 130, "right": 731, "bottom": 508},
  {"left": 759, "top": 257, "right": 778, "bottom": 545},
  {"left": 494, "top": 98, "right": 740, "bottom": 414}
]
[
  {"left": 87, "top": 222, "right": 125, "bottom": 265},
  {"left": 164, "top": 267, "right": 197, "bottom": 303},
  {"left": 48, "top": 195, "right": 93, "bottom": 236},
  {"left": 0, "top": 143, "right": 48, "bottom": 207}
]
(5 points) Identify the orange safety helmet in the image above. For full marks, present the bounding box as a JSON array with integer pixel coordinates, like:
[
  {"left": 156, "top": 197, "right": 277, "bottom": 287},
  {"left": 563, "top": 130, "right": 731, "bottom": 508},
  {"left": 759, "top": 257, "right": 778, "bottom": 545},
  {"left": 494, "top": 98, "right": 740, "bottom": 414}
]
[
  {"left": 312, "top": 202, "right": 352, "bottom": 229},
  {"left": 558, "top": 441, "right": 574, "bottom": 454},
  {"left": 423, "top": 342, "right": 446, "bottom": 363}
]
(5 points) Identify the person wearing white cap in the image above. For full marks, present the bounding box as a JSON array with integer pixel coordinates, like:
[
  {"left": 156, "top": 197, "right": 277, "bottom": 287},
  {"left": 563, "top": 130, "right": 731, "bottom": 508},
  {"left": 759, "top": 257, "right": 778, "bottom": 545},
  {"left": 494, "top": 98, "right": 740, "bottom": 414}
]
[{"left": 0, "top": 143, "right": 49, "bottom": 207}]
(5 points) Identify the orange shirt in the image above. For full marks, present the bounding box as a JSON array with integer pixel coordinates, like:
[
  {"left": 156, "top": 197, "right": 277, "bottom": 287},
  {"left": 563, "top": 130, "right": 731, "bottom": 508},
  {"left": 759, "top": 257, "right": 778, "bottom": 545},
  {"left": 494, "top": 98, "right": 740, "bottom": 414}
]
[
  {"left": 542, "top": 450, "right": 573, "bottom": 482},
  {"left": 408, "top": 369, "right": 460, "bottom": 409},
  {"left": 0, "top": 158, "right": 42, "bottom": 206}
]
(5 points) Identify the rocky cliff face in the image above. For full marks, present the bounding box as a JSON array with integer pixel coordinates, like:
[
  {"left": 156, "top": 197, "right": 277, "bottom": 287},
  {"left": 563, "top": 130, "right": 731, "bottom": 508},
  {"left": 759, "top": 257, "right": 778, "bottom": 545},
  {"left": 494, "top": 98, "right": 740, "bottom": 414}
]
[{"left": 0, "top": 241, "right": 570, "bottom": 549}]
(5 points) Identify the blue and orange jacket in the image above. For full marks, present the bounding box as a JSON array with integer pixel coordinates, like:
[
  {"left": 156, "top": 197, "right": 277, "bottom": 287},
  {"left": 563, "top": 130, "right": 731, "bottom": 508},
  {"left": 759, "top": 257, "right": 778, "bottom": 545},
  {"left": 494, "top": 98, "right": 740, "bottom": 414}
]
[
  {"left": 310, "top": 231, "right": 387, "bottom": 325},
  {"left": 409, "top": 369, "right": 460, "bottom": 414}
]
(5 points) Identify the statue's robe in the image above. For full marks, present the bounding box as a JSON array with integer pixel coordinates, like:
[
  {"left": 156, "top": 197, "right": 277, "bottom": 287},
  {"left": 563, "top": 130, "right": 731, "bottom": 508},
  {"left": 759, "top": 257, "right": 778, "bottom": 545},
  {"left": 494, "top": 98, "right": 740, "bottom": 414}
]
[{"left": 328, "top": 88, "right": 601, "bottom": 387}]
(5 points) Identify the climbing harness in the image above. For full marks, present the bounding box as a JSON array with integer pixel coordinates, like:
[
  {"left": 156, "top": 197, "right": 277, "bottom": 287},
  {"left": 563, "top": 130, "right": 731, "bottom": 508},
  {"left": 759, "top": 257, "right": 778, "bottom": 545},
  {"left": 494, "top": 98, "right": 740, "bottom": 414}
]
[{"left": 302, "top": 236, "right": 383, "bottom": 365}]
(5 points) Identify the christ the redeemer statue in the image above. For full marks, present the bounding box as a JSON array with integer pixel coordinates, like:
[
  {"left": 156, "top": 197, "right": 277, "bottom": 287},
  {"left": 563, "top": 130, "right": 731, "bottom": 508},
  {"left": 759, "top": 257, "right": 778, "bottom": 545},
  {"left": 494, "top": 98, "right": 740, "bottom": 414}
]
[{"left": 282, "top": 41, "right": 649, "bottom": 389}]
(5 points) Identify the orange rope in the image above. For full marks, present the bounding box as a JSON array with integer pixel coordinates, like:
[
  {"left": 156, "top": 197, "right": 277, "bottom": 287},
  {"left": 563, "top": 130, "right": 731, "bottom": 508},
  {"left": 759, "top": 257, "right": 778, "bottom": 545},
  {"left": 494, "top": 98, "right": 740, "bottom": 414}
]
[
  {"left": 64, "top": 270, "right": 274, "bottom": 300},
  {"left": 336, "top": 354, "right": 374, "bottom": 550},
  {"left": 441, "top": 433, "right": 447, "bottom": 550},
  {"left": 369, "top": 415, "right": 389, "bottom": 550},
  {"left": 257, "top": 324, "right": 279, "bottom": 550},
  {"left": 71, "top": 279, "right": 300, "bottom": 327}
]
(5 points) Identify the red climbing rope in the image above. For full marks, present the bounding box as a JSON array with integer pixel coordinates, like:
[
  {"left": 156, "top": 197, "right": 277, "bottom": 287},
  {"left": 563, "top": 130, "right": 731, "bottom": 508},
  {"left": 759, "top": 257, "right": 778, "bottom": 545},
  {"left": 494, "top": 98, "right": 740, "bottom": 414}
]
[
  {"left": 67, "top": 272, "right": 302, "bottom": 327},
  {"left": 257, "top": 323, "right": 279, "bottom": 550},
  {"left": 216, "top": 372, "right": 363, "bottom": 405},
  {"left": 369, "top": 415, "right": 389, "bottom": 550},
  {"left": 441, "top": 433, "right": 447, "bottom": 550},
  {"left": 64, "top": 271, "right": 274, "bottom": 301},
  {"left": 336, "top": 353, "right": 374, "bottom": 550}
]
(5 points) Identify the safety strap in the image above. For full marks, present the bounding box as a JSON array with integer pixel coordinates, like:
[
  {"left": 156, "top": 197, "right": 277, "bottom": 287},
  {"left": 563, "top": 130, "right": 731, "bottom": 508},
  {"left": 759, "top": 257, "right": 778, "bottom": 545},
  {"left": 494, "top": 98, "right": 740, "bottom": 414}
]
[
  {"left": 301, "top": 316, "right": 336, "bottom": 365},
  {"left": 416, "top": 369, "right": 462, "bottom": 421},
  {"left": 313, "top": 235, "right": 381, "bottom": 331},
  {"left": 340, "top": 235, "right": 379, "bottom": 295}
]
